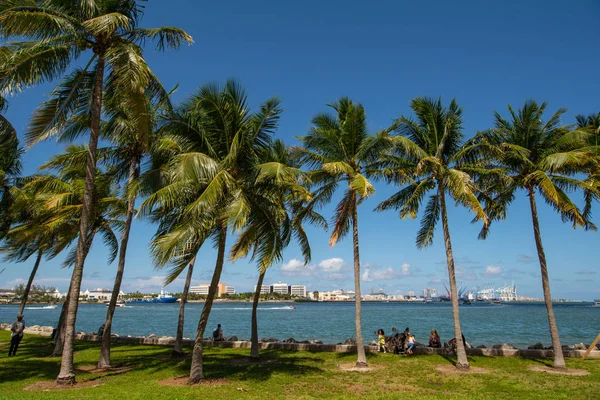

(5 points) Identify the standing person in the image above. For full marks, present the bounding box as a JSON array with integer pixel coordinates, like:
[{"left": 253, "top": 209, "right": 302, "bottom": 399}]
[
  {"left": 375, "top": 329, "right": 387, "bottom": 353},
  {"left": 429, "top": 329, "right": 441, "bottom": 348},
  {"left": 9, "top": 314, "right": 25, "bottom": 356},
  {"left": 212, "top": 324, "right": 223, "bottom": 341}
]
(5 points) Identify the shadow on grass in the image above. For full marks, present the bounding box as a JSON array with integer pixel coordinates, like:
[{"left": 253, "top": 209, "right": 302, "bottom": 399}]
[
  {"left": 525, "top": 357, "right": 553, "bottom": 367},
  {"left": 440, "top": 354, "right": 478, "bottom": 366}
]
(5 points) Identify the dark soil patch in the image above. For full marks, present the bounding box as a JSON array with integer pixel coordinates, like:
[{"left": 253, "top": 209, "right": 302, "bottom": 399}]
[
  {"left": 435, "top": 365, "right": 490, "bottom": 375},
  {"left": 24, "top": 379, "right": 104, "bottom": 391},
  {"left": 159, "top": 376, "right": 228, "bottom": 387},
  {"left": 527, "top": 366, "right": 590, "bottom": 376}
]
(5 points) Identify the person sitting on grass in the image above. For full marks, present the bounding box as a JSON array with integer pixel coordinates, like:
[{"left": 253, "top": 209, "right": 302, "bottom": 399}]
[
  {"left": 407, "top": 335, "right": 416, "bottom": 354},
  {"left": 375, "top": 329, "right": 387, "bottom": 353},
  {"left": 429, "top": 329, "right": 441, "bottom": 348},
  {"left": 212, "top": 324, "right": 223, "bottom": 341}
]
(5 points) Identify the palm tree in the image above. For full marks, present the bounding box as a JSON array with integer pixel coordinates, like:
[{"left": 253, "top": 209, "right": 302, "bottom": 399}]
[
  {"left": 375, "top": 98, "right": 489, "bottom": 369},
  {"left": 0, "top": 1, "right": 192, "bottom": 384},
  {"left": 143, "top": 80, "right": 293, "bottom": 383},
  {"left": 467, "top": 101, "right": 598, "bottom": 369},
  {"left": 0, "top": 100, "right": 21, "bottom": 239},
  {"left": 230, "top": 140, "right": 322, "bottom": 360},
  {"left": 295, "top": 98, "right": 397, "bottom": 368},
  {"left": 97, "top": 83, "right": 173, "bottom": 368},
  {"left": 575, "top": 112, "right": 600, "bottom": 216}
]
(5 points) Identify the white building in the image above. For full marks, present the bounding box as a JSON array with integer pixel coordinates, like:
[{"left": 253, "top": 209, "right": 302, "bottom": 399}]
[
  {"left": 290, "top": 285, "right": 306, "bottom": 297},
  {"left": 190, "top": 283, "right": 234, "bottom": 297},
  {"left": 254, "top": 285, "right": 271, "bottom": 294},
  {"left": 190, "top": 284, "right": 210, "bottom": 295},
  {"left": 225, "top": 286, "right": 236, "bottom": 295},
  {"left": 271, "top": 282, "right": 289, "bottom": 295},
  {"left": 80, "top": 288, "right": 124, "bottom": 302}
]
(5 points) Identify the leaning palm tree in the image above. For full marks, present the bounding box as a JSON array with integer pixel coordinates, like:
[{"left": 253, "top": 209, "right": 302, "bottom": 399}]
[
  {"left": 375, "top": 97, "right": 489, "bottom": 369},
  {"left": 0, "top": 1, "right": 192, "bottom": 384},
  {"left": 295, "top": 98, "right": 397, "bottom": 368},
  {"left": 575, "top": 112, "right": 600, "bottom": 216},
  {"left": 230, "top": 139, "right": 322, "bottom": 360},
  {"left": 143, "top": 80, "right": 295, "bottom": 383},
  {"left": 466, "top": 101, "right": 598, "bottom": 369}
]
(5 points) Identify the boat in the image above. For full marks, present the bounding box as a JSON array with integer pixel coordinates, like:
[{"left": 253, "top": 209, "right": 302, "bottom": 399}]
[
  {"left": 287, "top": 305, "right": 296, "bottom": 309},
  {"left": 107, "top": 301, "right": 126, "bottom": 308},
  {"left": 489, "top": 299, "right": 503, "bottom": 306},
  {"left": 593, "top": 299, "right": 600, "bottom": 307},
  {"left": 150, "top": 288, "right": 178, "bottom": 303}
]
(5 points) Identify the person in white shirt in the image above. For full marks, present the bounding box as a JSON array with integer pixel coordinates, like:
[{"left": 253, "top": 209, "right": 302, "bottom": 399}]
[{"left": 9, "top": 314, "right": 25, "bottom": 356}]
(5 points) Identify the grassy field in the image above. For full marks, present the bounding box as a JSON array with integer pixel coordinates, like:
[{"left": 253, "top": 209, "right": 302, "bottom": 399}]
[{"left": 1, "top": 331, "right": 598, "bottom": 399}]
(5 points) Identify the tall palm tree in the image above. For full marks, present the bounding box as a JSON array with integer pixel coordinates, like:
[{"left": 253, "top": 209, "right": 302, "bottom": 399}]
[
  {"left": 375, "top": 98, "right": 488, "bottom": 369},
  {"left": 0, "top": 1, "right": 192, "bottom": 384},
  {"left": 143, "top": 80, "right": 297, "bottom": 383},
  {"left": 575, "top": 112, "right": 600, "bottom": 216},
  {"left": 230, "top": 139, "right": 322, "bottom": 360},
  {"left": 467, "top": 101, "right": 598, "bottom": 369},
  {"left": 295, "top": 98, "right": 396, "bottom": 368}
]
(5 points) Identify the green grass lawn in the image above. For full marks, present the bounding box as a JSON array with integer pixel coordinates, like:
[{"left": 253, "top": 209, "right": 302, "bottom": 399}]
[{"left": 1, "top": 331, "right": 598, "bottom": 399}]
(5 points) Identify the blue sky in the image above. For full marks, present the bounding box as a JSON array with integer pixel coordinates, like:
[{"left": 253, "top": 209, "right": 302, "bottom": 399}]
[{"left": 1, "top": 0, "right": 599, "bottom": 299}]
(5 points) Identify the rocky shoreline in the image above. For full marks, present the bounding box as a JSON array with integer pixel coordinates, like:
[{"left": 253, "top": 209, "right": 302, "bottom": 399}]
[{"left": 2, "top": 323, "right": 599, "bottom": 357}]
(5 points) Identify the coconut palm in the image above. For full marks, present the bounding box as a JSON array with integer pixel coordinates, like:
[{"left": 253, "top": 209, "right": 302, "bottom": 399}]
[
  {"left": 230, "top": 139, "right": 323, "bottom": 360},
  {"left": 0, "top": 101, "right": 21, "bottom": 238},
  {"left": 295, "top": 98, "right": 397, "bottom": 368},
  {"left": 0, "top": 1, "right": 192, "bottom": 383},
  {"left": 465, "top": 101, "right": 598, "bottom": 369},
  {"left": 375, "top": 97, "right": 489, "bottom": 369},
  {"left": 575, "top": 112, "right": 600, "bottom": 216}
]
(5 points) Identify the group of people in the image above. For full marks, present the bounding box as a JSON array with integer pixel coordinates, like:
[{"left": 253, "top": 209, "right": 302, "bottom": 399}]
[{"left": 375, "top": 327, "right": 445, "bottom": 355}]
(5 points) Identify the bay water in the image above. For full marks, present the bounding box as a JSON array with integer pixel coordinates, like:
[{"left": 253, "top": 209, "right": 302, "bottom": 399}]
[{"left": 2, "top": 302, "right": 598, "bottom": 348}]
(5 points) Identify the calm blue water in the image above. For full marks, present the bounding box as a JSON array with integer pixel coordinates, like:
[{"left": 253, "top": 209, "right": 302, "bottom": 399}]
[{"left": 1, "top": 302, "right": 598, "bottom": 348}]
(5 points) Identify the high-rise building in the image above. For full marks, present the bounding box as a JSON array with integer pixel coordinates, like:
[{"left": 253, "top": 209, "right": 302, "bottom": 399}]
[
  {"left": 271, "top": 282, "right": 289, "bottom": 295},
  {"left": 290, "top": 285, "right": 306, "bottom": 297}
]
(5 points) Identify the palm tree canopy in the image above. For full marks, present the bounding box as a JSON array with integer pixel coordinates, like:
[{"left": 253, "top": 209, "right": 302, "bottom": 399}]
[
  {"left": 0, "top": 0, "right": 193, "bottom": 147},
  {"left": 296, "top": 97, "right": 395, "bottom": 247},
  {"left": 143, "top": 80, "right": 308, "bottom": 284},
  {"left": 464, "top": 100, "right": 599, "bottom": 232},
  {"left": 375, "top": 97, "right": 488, "bottom": 247}
]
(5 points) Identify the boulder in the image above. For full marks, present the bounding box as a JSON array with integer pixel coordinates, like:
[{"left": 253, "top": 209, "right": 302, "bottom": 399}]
[
  {"left": 227, "top": 336, "right": 238, "bottom": 342},
  {"left": 42, "top": 326, "right": 54, "bottom": 333},
  {"left": 283, "top": 337, "right": 297, "bottom": 344},
  {"left": 528, "top": 343, "right": 545, "bottom": 350},
  {"left": 147, "top": 333, "right": 157, "bottom": 339},
  {"left": 344, "top": 338, "right": 357, "bottom": 345},
  {"left": 596, "top": 343, "right": 600, "bottom": 351},
  {"left": 476, "top": 345, "right": 487, "bottom": 349},
  {"left": 572, "top": 343, "right": 587, "bottom": 350},
  {"left": 561, "top": 345, "right": 570, "bottom": 350},
  {"left": 310, "top": 339, "right": 323, "bottom": 345},
  {"left": 465, "top": 342, "right": 473, "bottom": 349},
  {"left": 299, "top": 340, "right": 310, "bottom": 344},
  {"left": 260, "top": 337, "right": 280, "bottom": 343},
  {"left": 492, "top": 343, "right": 516, "bottom": 350},
  {"left": 443, "top": 342, "right": 449, "bottom": 348}
]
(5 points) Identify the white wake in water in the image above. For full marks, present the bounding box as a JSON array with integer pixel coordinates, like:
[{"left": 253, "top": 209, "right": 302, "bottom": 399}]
[{"left": 24, "top": 305, "right": 58, "bottom": 310}]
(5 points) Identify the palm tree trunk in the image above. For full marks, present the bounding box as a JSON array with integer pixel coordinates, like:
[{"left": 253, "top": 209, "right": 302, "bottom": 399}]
[
  {"left": 18, "top": 249, "right": 43, "bottom": 315},
  {"left": 527, "top": 187, "right": 566, "bottom": 369},
  {"left": 438, "top": 184, "right": 469, "bottom": 369},
  {"left": 172, "top": 256, "right": 196, "bottom": 358},
  {"left": 189, "top": 225, "right": 227, "bottom": 384},
  {"left": 52, "top": 230, "right": 97, "bottom": 357},
  {"left": 98, "top": 158, "right": 139, "bottom": 369},
  {"left": 57, "top": 53, "right": 105, "bottom": 385},
  {"left": 352, "top": 195, "right": 367, "bottom": 367},
  {"left": 250, "top": 270, "right": 266, "bottom": 359}
]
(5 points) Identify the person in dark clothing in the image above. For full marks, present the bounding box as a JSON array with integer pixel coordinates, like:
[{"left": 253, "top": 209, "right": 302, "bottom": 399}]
[
  {"left": 448, "top": 334, "right": 467, "bottom": 354},
  {"left": 212, "top": 324, "right": 223, "bottom": 341},
  {"left": 98, "top": 324, "right": 105, "bottom": 336},
  {"left": 8, "top": 314, "right": 25, "bottom": 356},
  {"left": 429, "top": 329, "right": 441, "bottom": 348}
]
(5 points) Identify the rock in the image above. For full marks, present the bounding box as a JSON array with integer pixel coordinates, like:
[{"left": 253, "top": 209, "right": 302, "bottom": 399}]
[
  {"left": 465, "top": 342, "right": 473, "bottom": 349},
  {"left": 299, "top": 340, "right": 310, "bottom": 344},
  {"left": 148, "top": 334, "right": 157, "bottom": 338},
  {"left": 310, "top": 340, "right": 323, "bottom": 345},
  {"left": 283, "top": 337, "right": 297, "bottom": 343},
  {"left": 260, "top": 337, "right": 280, "bottom": 343},
  {"left": 572, "top": 343, "right": 587, "bottom": 350},
  {"left": 227, "top": 336, "right": 238, "bottom": 341},
  {"left": 476, "top": 345, "right": 487, "bottom": 349},
  {"left": 492, "top": 343, "right": 516, "bottom": 350},
  {"left": 415, "top": 342, "right": 426, "bottom": 348},
  {"left": 42, "top": 326, "right": 54, "bottom": 333},
  {"left": 561, "top": 345, "right": 570, "bottom": 350},
  {"left": 443, "top": 342, "right": 449, "bottom": 348},
  {"left": 596, "top": 343, "right": 600, "bottom": 351},
  {"left": 344, "top": 338, "right": 356, "bottom": 345},
  {"left": 528, "top": 343, "right": 545, "bottom": 350},
  {"left": 31, "top": 325, "right": 41, "bottom": 331}
]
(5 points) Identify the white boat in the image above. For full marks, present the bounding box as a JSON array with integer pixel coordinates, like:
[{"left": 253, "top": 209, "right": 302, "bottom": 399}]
[
  {"left": 106, "top": 301, "right": 126, "bottom": 308},
  {"left": 593, "top": 299, "right": 600, "bottom": 307}
]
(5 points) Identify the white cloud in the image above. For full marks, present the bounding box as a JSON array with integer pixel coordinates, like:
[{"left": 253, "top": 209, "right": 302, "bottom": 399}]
[
  {"left": 484, "top": 265, "right": 502, "bottom": 276},
  {"left": 361, "top": 263, "right": 413, "bottom": 282},
  {"left": 400, "top": 263, "right": 412, "bottom": 276},
  {"left": 318, "top": 258, "right": 344, "bottom": 272},
  {"left": 6, "top": 278, "right": 26, "bottom": 287},
  {"left": 280, "top": 259, "right": 315, "bottom": 277}
]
